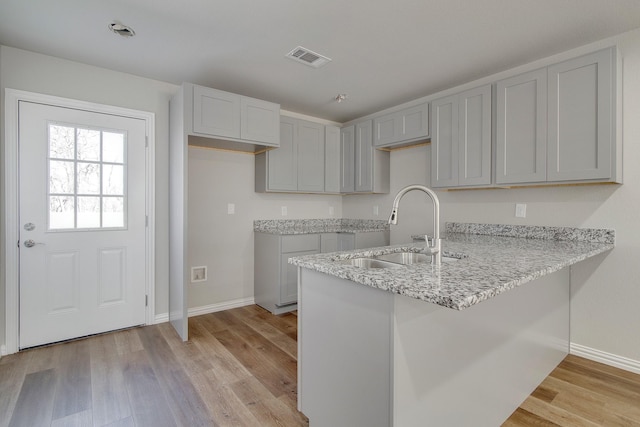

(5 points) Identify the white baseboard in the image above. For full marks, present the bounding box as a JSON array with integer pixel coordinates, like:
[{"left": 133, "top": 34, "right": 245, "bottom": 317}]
[
  {"left": 570, "top": 342, "right": 640, "bottom": 375},
  {"left": 153, "top": 297, "right": 256, "bottom": 324},
  {"left": 0, "top": 345, "right": 7, "bottom": 357}
]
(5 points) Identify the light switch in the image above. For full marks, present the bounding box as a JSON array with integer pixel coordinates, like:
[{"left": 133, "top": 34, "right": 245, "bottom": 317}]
[{"left": 227, "top": 203, "right": 235, "bottom": 214}]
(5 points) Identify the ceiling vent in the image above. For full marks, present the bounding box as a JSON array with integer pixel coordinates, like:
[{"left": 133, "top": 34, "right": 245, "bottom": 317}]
[{"left": 286, "top": 46, "right": 331, "bottom": 68}]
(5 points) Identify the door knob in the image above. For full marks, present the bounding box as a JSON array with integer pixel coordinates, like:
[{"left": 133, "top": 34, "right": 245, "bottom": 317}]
[{"left": 23, "top": 239, "right": 43, "bottom": 248}]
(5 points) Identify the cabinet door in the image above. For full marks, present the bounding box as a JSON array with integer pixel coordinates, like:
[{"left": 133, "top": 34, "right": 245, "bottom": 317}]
[
  {"left": 373, "top": 112, "right": 398, "bottom": 147},
  {"left": 267, "top": 117, "right": 297, "bottom": 191},
  {"left": 281, "top": 250, "right": 317, "bottom": 305},
  {"left": 458, "top": 85, "right": 492, "bottom": 186},
  {"left": 496, "top": 68, "right": 547, "bottom": 184},
  {"left": 193, "top": 85, "right": 240, "bottom": 138},
  {"left": 355, "top": 120, "right": 373, "bottom": 192},
  {"left": 431, "top": 95, "right": 459, "bottom": 187},
  {"left": 547, "top": 48, "right": 614, "bottom": 181},
  {"left": 324, "top": 125, "right": 341, "bottom": 193},
  {"left": 320, "top": 233, "right": 338, "bottom": 253},
  {"left": 240, "top": 96, "right": 280, "bottom": 146},
  {"left": 298, "top": 120, "right": 325, "bottom": 192},
  {"left": 400, "top": 103, "right": 429, "bottom": 141},
  {"left": 337, "top": 233, "right": 355, "bottom": 251},
  {"left": 340, "top": 126, "right": 355, "bottom": 193}
]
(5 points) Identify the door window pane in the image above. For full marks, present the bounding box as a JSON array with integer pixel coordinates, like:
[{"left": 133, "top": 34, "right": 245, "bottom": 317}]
[
  {"left": 77, "top": 162, "right": 101, "bottom": 194},
  {"left": 103, "top": 197, "right": 124, "bottom": 228},
  {"left": 49, "top": 161, "right": 75, "bottom": 194},
  {"left": 77, "top": 197, "right": 101, "bottom": 228},
  {"left": 49, "top": 196, "right": 75, "bottom": 229},
  {"left": 103, "top": 132, "right": 125, "bottom": 163},
  {"left": 49, "top": 125, "right": 75, "bottom": 159},
  {"left": 48, "top": 123, "right": 128, "bottom": 230},
  {"left": 77, "top": 128, "right": 101, "bottom": 161},
  {"left": 103, "top": 164, "right": 124, "bottom": 195}
]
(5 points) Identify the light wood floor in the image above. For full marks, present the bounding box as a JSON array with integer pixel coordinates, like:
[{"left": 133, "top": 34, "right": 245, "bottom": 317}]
[{"left": 0, "top": 305, "right": 638, "bottom": 426}]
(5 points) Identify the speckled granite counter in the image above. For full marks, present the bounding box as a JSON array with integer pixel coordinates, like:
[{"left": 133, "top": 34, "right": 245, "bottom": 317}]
[
  {"left": 290, "top": 222, "right": 614, "bottom": 310},
  {"left": 254, "top": 218, "right": 389, "bottom": 235}
]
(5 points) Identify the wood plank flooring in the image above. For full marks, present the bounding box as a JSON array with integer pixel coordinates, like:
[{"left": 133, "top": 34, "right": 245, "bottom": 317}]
[{"left": 1, "top": 304, "right": 639, "bottom": 426}]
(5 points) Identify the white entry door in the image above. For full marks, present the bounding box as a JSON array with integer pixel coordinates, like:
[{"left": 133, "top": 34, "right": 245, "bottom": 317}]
[{"left": 18, "top": 101, "right": 147, "bottom": 349}]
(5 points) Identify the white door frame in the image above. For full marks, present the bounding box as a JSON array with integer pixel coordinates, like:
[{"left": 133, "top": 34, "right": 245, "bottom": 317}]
[{"left": 3, "top": 89, "right": 156, "bottom": 355}]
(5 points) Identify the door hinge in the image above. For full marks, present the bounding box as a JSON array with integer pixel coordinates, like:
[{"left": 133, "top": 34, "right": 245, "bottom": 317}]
[
  {"left": 145, "top": 295, "right": 148, "bottom": 307},
  {"left": 145, "top": 136, "right": 149, "bottom": 148},
  {"left": 145, "top": 215, "right": 149, "bottom": 227}
]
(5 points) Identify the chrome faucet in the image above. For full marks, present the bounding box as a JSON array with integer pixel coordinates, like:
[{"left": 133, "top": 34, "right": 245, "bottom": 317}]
[{"left": 388, "top": 184, "right": 442, "bottom": 266}]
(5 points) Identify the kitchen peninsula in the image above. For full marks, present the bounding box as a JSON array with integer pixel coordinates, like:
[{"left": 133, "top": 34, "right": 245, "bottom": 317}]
[{"left": 290, "top": 223, "right": 614, "bottom": 427}]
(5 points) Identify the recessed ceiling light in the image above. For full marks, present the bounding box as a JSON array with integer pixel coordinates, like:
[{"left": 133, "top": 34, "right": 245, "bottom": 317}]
[{"left": 108, "top": 22, "right": 135, "bottom": 37}]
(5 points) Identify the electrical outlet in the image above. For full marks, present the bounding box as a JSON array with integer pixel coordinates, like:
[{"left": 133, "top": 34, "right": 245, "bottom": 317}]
[
  {"left": 515, "top": 203, "right": 527, "bottom": 218},
  {"left": 191, "top": 266, "right": 207, "bottom": 283},
  {"left": 227, "top": 203, "right": 235, "bottom": 214},
  {"left": 373, "top": 205, "right": 379, "bottom": 216},
  {"left": 329, "top": 206, "right": 334, "bottom": 216},
  {"left": 281, "top": 206, "right": 288, "bottom": 216}
]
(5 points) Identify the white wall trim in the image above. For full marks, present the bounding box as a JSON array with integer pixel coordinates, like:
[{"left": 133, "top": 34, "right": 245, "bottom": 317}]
[
  {"left": 571, "top": 342, "right": 640, "bottom": 375},
  {"left": 3, "top": 88, "right": 156, "bottom": 354},
  {"left": 154, "top": 297, "right": 256, "bottom": 324}
]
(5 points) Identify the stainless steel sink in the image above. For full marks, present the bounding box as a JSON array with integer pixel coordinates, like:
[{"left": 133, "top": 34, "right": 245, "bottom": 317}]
[
  {"left": 347, "top": 258, "right": 403, "bottom": 268},
  {"left": 375, "top": 252, "right": 430, "bottom": 265},
  {"left": 345, "top": 253, "right": 460, "bottom": 269}
]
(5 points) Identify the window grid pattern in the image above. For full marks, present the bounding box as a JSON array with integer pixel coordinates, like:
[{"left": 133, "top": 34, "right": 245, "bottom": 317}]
[{"left": 47, "top": 123, "right": 127, "bottom": 231}]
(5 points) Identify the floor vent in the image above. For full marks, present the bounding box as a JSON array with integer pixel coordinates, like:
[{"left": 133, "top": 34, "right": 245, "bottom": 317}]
[{"left": 286, "top": 46, "right": 331, "bottom": 68}]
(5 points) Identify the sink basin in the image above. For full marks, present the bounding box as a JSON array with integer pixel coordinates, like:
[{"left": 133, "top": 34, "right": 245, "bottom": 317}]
[
  {"left": 375, "top": 252, "right": 430, "bottom": 265},
  {"left": 347, "top": 258, "right": 403, "bottom": 268},
  {"left": 344, "top": 253, "right": 461, "bottom": 269},
  {"left": 376, "top": 252, "right": 461, "bottom": 265}
]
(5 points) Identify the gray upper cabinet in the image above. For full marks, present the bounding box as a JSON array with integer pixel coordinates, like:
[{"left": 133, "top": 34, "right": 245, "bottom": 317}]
[
  {"left": 496, "top": 47, "right": 618, "bottom": 185},
  {"left": 355, "top": 120, "right": 373, "bottom": 192},
  {"left": 431, "top": 85, "right": 491, "bottom": 188},
  {"left": 193, "top": 85, "right": 241, "bottom": 139},
  {"left": 340, "top": 125, "right": 355, "bottom": 193},
  {"left": 256, "top": 117, "right": 327, "bottom": 192},
  {"left": 192, "top": 84, "right": 279, "bottom": 146},
  {"left": 496, "top": 69, "right": 548, "bottom": 184},
  {"left": 298, "top": 120, "right": 326, "bottom": 192},
  {"left": 324, "top": 125, "right": 341, "bottom": 193},
  {"left": 373, "top": 102, "right": 429, "bottom": 148},
  {"left": 342, "top": 120, "right": 390, "bottom": 193},
  {"left": 547, "top": 48, "right": 615, "bottom": 182},
  {"left": 240, "top": 97, "right": 281, "bottom": 145}
]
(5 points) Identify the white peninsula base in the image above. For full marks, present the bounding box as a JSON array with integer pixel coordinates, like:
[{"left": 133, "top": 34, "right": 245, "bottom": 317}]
[{"left": 298, "top": 267, "right": 570, "bottom": 427}]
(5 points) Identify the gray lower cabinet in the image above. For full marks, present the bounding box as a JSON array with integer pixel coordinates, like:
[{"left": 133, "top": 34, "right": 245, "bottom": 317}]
[
  {"left": 255, "top": 230, "right": 389, "bottom": 314},
  {"left": 255, "top": 117, "right": 326, "bottom": 192},
  {"left": 341, "top": 120, "right": 390, "bottom": 193},
  {"left": 496, "top": 47, "right": 619, "bottom": 185},
  {"left": 254, "top": 233, "right": 320, "bottom": 314},
  {"left": 431, "top": 85, "right": 492, "bottom": 188}
]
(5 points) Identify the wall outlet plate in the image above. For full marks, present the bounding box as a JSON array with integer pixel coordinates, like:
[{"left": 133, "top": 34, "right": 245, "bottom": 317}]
[
  {"left": 515, "top": 203, "right": 527, "bottom": 218},
  {"left": 191, "top": 266, "right": 207, "bottom": 282}
]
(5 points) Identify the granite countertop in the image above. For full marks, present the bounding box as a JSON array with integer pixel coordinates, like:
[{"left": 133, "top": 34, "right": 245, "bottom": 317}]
[
  {"left": 254, "top": 218, "right": 389, "bottom": 235},
  {"left": 289, "top": 223, "right": 615, "bottom": 310}
]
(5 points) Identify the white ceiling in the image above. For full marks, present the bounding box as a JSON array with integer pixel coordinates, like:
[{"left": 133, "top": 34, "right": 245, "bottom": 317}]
[{"left": 1, "top": 0, "right": 640, "bottom": 123}]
